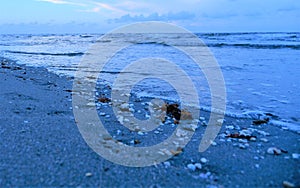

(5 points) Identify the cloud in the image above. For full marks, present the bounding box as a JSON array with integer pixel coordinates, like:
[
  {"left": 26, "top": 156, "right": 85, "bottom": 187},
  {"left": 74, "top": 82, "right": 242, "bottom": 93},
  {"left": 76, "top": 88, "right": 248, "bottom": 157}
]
[
  {"left": 36, "top": 0, "right": 86, "bottom": 6},
  {"left": 110, "top": 11, "right": 195, "bottom": 23}
]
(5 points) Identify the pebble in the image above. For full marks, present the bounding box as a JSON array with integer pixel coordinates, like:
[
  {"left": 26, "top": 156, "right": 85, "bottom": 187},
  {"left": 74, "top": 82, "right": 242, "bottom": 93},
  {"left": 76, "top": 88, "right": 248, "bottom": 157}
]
[
  {"left": 250, "top": 137, "right": 256, "bottom": 141},
  {"left": 282, "top": 181, "right": 295, "bottom": 188},
  {"left": 99, "top": 112, "right": 106, "bottom": 116},
  {"left": 238, "top": 143, "right": 246, "bottom": 149},
  {"left": 267, "top": 147, "right": 281, "bottom": 155},
  {"left": 200, "top": 158, "right": 208, "bottom": 164},
  {"left": 217, "top": 119, "right": 224, "bottom": 124},
  {"left": 260, "top": 138, "right": 269, "bottom": 142},
  {"left": 238, "top": 139, "right": 248, "bottom": 143},
  {"left": 199, "top": 117, "right": 205, "bottom": 121},
  {"left": 292, "top": 153, "right": 300, "bottom": 159},
  {"left": 163, "top": 161, "right": 171, "bottom": 168},
  {"left": 194, "top": 163, "right": 202, "bottom": 169},
  {"left": 187, "top": 163, "right": 196, "bottom": 171},
  {"left": 120, "top": 103, "right": 129, "bottom": 111},
  {"left": 85, "top": 172, "right": 93, "bottom": 177},
  {"left": 154, "top": 131, "right": 160, "bottom": 134},
  {"left": 255, "top": 164, "right": 260, "bottom": 168},
  {"left": 226, "top": 125, "right": 234, "bottom": 130},
  {"left": 256, "top": 130, "right": 270, "bottom": 136},
  {"left": 137, "top": 131, "right": 144, "bottom": 136},
  {"left": 199, "top": 172, "right": 211, "bottom": 179}
]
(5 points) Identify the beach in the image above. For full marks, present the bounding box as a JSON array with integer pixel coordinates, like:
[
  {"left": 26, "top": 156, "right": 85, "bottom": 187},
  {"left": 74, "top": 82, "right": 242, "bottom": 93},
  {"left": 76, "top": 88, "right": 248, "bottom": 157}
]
[{"left": 0, "top": 58, "right": 299, "bottom": 187}]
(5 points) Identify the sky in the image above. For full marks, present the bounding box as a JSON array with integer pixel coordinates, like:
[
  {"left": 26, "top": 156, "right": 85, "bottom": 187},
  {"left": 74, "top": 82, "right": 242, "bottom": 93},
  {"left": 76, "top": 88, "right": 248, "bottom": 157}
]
[{"left": 0, "top": 0, "right": 299, "bottom": 34}]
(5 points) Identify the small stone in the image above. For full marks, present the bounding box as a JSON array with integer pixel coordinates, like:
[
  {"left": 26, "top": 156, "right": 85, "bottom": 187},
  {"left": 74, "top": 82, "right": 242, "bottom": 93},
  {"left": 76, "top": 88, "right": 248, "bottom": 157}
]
[
  {"left": 154, "top": 131, "right": 160, "bottom": 134},
  {"left": 163, "top": 161, "right": 171, "bottom": 168},
  {"left": 187, "top": 164, "right": 196, "bottom": 171},
  {"left": 239, "top": 144, "right": 246, "bottom": 149},
  {"left": 120, "top": 103, "right": 129, "bottom": 111},
  {"left": 199, "top": 117, "right": 205, "bottom": 121},
  {"left": 282, "top": 181, "right": 295, "bottom": 188},
  {"left": 85, "top": 172, "right": 93, "bottom": 177},
  {"left": 226, "top": 125, "right": 234, "bottom": 130},
  {"left": 250, "top": 137, "right": 257, "bottom": 141},
  {"left": 116, "top": 130, "right": 121, "bottom": 135},
  {"left": 292, "top": 153, "right": 300, "bottom": 159},
  {"left": 267, "top": 147, "right": 281, "bottom": 155},
  {"left": 255, "top": 164, "right": 259, "bottom": 168},
  {"left": 260, "top": 138, "right": 268, "bottom": 142},
  {"left": 137, "top": 131, "right": 144, "bottom": 136},
  {"left": 200, "top": 158, "right": 208, "bottom": 164},
  {"left": 99, "top": 112, "right": 106, "bottom": 116},
  {"left": 238, "top": 139, "right": 248, "bottom": 143},
  {"left": 194, "top": 163, "right": 202, "bottom": 169},
  {"left": 217, "top": 119, "right": 224, "bottom": 124}
]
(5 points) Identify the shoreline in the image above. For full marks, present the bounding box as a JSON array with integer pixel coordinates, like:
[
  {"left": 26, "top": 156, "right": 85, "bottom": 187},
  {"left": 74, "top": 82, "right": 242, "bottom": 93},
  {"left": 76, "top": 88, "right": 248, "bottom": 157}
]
[{"left": 0, "top": 58, "right": 299, "bottom": 187}]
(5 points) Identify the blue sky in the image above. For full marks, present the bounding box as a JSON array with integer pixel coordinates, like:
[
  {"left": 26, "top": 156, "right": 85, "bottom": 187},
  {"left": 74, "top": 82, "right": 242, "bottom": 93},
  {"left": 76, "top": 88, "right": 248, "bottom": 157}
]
[{"left": 0, "top": 0, "right": 299, "bottom": 33}]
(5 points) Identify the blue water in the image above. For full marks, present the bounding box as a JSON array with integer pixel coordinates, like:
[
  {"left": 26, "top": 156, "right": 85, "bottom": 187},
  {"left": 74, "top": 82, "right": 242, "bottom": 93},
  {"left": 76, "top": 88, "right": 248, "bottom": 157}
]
[{"left": 0, "top": 32, "right": 299, "bottom": 132}]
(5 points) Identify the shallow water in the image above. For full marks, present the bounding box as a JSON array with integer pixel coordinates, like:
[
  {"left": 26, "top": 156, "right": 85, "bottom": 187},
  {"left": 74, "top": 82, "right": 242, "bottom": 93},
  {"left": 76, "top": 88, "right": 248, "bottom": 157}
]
[{"left": 1, "top": 32, "right": 299, "bottom": 131}]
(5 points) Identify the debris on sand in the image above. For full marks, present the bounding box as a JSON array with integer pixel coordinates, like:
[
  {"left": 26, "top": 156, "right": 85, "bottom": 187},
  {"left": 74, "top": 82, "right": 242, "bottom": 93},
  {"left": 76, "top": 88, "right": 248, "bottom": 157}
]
[
  {"left": 252, "top": 118, "right": 269, "bottom": 125},
  {"left": 85, "top": 172, "right": 93, "bottom": 177},
  {"left": 226, "top": 133, "right": 257, "bottom": 140},
  {"left": 166, "top": 103, "right": 181, "bottom": 121},
  {"left": 160, "top": 103, "right": 193, "bottom": 124},
  {"left": 170, "top": 147, "right": 183, "bottom": 156},
  {"left": 98, "top": 97, "right": 111, "bottom": 103},
  {"left": 134, "top": 139, "right": 141, "bottom": 145},
  {"left": 180, "top": 109, "right": 193, "bottom": 120},
  {"left": 63, "top": 89, "right": 72, "bottom": 93}
]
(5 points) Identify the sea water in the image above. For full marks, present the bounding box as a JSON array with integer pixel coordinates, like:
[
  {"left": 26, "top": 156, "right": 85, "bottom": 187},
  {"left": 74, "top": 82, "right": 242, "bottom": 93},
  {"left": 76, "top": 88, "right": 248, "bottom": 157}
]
[{"left": 0, "top": 32, "right": 299, "bottom": 132}]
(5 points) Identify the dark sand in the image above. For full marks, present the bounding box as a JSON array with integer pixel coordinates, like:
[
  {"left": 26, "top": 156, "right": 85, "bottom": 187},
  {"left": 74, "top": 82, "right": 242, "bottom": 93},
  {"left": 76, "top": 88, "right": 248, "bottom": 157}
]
[{"left": 0, "top": 58, "right": 299, "bottom": 187}]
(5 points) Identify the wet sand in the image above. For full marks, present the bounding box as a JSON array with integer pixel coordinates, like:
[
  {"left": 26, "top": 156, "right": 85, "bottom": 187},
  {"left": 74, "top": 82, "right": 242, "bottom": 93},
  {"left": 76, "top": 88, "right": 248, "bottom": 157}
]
[{"left": 0, "top": 58, "right": 299, "bottom": 187}]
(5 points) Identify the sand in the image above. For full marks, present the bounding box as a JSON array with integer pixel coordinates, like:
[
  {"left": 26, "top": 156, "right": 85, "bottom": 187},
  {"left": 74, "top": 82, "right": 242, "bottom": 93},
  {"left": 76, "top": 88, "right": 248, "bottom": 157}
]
[{"left": 0, "top": 58, "right": 299, "bottom": 187}]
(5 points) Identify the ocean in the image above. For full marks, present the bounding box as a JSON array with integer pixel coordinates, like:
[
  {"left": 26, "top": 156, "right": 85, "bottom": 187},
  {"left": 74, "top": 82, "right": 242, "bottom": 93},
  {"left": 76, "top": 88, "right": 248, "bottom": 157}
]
[{"left": 0, "top": 32, "right": 299, "bottom": 132}]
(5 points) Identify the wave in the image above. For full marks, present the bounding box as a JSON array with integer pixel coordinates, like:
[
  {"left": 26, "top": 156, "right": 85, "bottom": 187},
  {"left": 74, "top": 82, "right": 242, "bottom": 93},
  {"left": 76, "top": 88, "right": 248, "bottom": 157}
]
[
  {"left": 207, "top": 43, "right": 300, "bottom": 50},
  {"left": 4, "top": 50, "right": 84, "bottom": 57}
]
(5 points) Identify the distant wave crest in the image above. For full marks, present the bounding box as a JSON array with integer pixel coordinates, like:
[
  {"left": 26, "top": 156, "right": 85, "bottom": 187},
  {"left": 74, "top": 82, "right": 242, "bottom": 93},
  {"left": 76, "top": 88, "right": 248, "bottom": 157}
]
[
  {"left": 4, "top": 50, "right": 84, "bottom": 57},
  {"left": 207, "top": 43, "right": 300, "bottom": 50}
]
